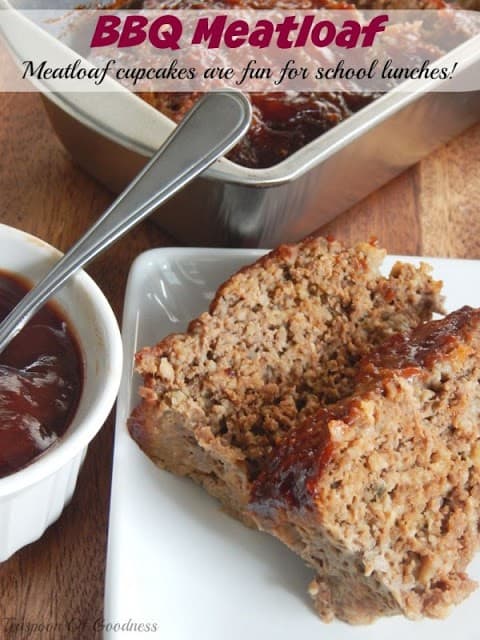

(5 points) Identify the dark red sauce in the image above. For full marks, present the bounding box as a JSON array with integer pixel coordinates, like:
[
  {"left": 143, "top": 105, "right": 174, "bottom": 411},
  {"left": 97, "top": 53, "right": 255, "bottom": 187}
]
[
  {"left": 0, "top": 272, "right": 83, "bottom": 479},
  {"left": 250, "top": 406, "right": 336, "bottom": 514},
  {"left": 357, "top": 306, "right": 478, "bottom": 384}
]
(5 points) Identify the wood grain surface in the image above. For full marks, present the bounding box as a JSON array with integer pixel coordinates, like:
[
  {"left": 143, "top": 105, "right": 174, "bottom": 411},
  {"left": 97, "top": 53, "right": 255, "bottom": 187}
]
[{"left": 0, "top": 92, "right": 478, "bottom": 640}]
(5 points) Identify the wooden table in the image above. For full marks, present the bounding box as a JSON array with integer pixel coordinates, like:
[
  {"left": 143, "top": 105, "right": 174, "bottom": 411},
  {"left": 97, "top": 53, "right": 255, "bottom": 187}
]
[{"left": 0, "top": 92, "right": 478, "bottom": 640}]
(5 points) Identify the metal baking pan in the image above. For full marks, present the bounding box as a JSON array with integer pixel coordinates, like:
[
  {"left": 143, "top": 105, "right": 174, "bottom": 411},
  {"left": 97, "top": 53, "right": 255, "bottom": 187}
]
[{"left": 3, "top": 0, "right": 480, "bottom": 247}]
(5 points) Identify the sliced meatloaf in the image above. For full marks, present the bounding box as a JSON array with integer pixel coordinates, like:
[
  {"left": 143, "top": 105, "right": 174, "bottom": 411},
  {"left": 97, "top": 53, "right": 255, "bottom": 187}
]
[
  {"left": 129, "top": 236, "right": 443, "bottom": 528},
  {"left": 251, "top": 306, "right": 480, "bottom": 623}
]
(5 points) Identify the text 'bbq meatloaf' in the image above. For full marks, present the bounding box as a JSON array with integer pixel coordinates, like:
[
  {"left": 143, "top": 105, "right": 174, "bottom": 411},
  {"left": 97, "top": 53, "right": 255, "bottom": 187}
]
[
  {"left": 129, "top": 236, "right": 442, "bottom": 519},
  {"left": 251, "top": 306, "right": 480, "bottom": 623}
]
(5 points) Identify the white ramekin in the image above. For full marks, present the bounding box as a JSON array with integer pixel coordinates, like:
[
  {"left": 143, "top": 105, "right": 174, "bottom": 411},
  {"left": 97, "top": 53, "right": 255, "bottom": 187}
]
[{"left": 0, "top": 223, "right": 122, "bottom": 561}]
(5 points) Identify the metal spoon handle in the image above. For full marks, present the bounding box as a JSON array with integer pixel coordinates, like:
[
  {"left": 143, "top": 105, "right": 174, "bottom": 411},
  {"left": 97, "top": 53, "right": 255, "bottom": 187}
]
[{"left": 0, "top": 92, "right": 251, "bottom": 353}]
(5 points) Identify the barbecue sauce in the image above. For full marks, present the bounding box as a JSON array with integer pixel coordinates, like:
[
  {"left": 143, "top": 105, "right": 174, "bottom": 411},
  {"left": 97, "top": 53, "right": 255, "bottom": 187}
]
[{"left": 0, "top": 272, "right": 83, "bottom": 478}]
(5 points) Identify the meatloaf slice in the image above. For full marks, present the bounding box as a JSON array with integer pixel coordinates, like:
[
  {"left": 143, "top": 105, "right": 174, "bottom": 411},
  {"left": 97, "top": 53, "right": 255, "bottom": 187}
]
[
  {"left": 251, "top": 306, "right": 480, "bottom": 623},
  {"left": 129, "top": 236, "right": 443, "bottom": 526}
]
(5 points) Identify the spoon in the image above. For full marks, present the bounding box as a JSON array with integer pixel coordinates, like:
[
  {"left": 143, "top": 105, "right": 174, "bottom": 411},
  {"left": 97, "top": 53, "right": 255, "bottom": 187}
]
[{"left": 0, "top": 91, "right": 252, "bottom": 354}]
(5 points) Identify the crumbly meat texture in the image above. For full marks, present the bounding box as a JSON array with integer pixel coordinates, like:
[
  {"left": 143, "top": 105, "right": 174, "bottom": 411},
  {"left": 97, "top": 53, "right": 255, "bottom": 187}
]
[
  {"left": 251, "top": 307, "right": 480, "bottom": 623},
  {"left": 129, "top": 236, "right": 443, "bottom": 525}
]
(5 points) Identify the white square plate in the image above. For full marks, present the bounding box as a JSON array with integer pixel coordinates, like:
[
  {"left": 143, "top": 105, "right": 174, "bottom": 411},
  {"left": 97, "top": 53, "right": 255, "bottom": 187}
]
[{"left": 105, "top": 248, "right": 480, "bottom": 640}]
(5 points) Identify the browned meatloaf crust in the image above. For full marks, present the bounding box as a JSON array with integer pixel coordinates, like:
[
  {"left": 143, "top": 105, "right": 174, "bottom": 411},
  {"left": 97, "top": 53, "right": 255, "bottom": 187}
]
[
  {"left": 129, "top": 236, "right": 443, "bottom": 521},
  {"left": 251, "top": 306, "right": 480, "bottom": 622}
]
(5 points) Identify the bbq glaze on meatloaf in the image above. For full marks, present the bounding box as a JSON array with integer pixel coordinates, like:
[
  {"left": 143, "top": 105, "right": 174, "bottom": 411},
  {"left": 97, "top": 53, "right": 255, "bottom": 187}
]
[
  {"left": 129, "top": 236, "right": 443, "bottom": 528},
  {"left": 113, "top": 0, "right": 474, "bottom": 168},
  {"left": 118, "top": 0, "right": 380, "bottom": 168},
  {"left": 251, "top": 306, "right": 480, "bottom": 623},
  {"left": 124, "top": 0, "right": 476, "bottom": 168}
]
